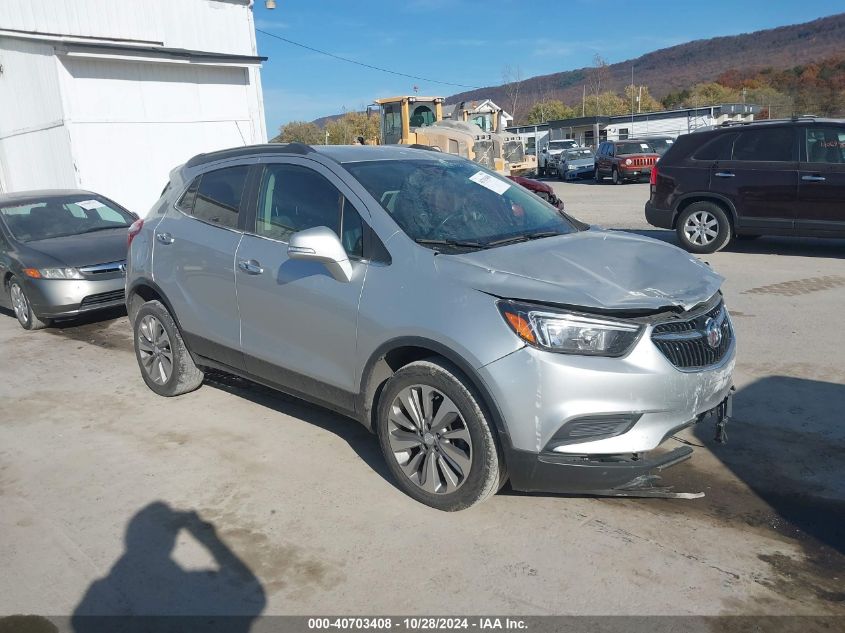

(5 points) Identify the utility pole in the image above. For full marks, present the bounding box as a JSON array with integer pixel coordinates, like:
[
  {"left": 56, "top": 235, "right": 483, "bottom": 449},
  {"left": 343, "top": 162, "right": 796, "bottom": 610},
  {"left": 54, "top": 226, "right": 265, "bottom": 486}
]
[
  {"left": 631, "top": 65, "right": 634, "bottom": 129},
  {"left": 582, "top": 85, "right": 586, "bottom": 117},
  {"left": 325, "top": 129, "right": 329, "bottom": 145}
]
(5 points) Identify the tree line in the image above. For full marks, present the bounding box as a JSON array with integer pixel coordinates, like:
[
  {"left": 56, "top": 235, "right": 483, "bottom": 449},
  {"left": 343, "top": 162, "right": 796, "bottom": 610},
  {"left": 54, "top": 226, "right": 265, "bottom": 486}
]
[{"left": 273, "top": 55, "right": 845, "bottom": 143}]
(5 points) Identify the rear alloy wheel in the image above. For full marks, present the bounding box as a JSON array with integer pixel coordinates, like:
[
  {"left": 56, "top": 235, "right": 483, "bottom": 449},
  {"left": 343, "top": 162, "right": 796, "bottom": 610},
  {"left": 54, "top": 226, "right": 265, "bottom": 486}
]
[
  {"left": 612, "top": 167, "right": 622, "bottom": 185},
  {"left": 133, "top": 300, "right": 203, "bottom": 397},
  {"left": 8, "top": 276, "right": 49, "bottom": 330},
  {"left": 676, "top": 202, "right": 732, "bottom": 254},
  {"left": 377, "top": 359, "right": 502, "bottom": 511}
]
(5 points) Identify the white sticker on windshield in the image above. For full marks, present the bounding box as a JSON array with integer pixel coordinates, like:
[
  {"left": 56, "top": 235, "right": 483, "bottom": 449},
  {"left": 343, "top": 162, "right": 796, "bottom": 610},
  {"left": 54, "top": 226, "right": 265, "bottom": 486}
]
[
  {"left": 75, "top": 199, "right": 103, "bottom": 211},
  {"left": 469, "top": 171, "right": 511, "bottom": 195},
  {"left": 640, "top": 144, "right": 650, "bottom": 150}
]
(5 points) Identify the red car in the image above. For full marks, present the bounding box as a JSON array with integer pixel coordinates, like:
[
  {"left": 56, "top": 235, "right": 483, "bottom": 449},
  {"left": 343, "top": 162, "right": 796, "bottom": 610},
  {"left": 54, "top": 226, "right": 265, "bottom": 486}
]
[{"left": 508, "top": 175, "right": 564, "bottom": 210}]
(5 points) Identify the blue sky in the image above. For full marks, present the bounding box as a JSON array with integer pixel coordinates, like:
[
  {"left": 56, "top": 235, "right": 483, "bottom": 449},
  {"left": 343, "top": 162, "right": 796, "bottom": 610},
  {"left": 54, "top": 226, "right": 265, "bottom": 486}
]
[{"left": 254, "top": 0, "right": 842, "bottom": 133}]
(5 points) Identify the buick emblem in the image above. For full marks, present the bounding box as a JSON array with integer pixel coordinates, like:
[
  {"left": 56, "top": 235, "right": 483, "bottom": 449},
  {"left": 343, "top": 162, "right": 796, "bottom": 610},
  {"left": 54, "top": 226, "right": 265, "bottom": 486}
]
[{"left": 704, "top": 317, "right": 722, "bottom": 349}]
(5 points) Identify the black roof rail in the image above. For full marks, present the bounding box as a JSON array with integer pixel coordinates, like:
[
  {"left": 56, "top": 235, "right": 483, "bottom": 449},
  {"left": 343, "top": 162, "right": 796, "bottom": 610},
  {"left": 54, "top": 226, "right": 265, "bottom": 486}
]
[{"left": 185, "top": 142, "right": 315, "bottom": 168}]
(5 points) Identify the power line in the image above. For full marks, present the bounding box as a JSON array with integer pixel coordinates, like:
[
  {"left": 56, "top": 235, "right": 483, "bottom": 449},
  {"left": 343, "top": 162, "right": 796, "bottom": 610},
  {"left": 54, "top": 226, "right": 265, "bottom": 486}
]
[{"left": 255, "top": 28, "right": 482, "bottom": 90}]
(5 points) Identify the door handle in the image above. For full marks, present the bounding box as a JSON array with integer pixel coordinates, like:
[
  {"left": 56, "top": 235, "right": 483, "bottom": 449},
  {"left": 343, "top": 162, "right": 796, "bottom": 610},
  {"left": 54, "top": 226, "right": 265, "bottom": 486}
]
[
  {"left": 238, "top": 259, "right": 264, "bottom": 275},
  {"left": 714, "top": 172, "right": 735, "bottom": 178},
  {"left": 155, "top": 232, "right": 174, "bottom": 245},
  {"left": 801, "top": 175, "right": 826, "bottom": 182}
]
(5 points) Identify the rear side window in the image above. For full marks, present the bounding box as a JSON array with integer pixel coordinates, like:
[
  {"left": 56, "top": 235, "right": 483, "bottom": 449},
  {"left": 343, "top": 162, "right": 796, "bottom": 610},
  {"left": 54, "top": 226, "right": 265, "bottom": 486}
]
[
  {"left": 692, "top": 133, "right": 738, "bottom": 161},
  {"left": 732, "top": 128, "right": 795, "bottom": 162},
  {"left": 178, "top": 165, "right": 250, "bottom": 229},
  {"left": 805, "top": 127, "right": 845, "bottom": 164}
]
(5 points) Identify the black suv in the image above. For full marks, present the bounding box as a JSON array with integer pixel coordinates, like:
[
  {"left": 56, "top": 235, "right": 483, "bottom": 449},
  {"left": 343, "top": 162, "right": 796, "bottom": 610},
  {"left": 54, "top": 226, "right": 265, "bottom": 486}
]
[{"left": 645, "top": 117, "right": 845, "bottom": 253}]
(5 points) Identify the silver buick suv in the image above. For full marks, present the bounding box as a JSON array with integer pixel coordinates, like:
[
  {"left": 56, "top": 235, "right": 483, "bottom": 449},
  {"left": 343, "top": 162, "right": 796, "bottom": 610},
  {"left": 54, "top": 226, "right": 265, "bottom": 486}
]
[{"left": 126, "top": 143, "right": 735, "bottom": 511}]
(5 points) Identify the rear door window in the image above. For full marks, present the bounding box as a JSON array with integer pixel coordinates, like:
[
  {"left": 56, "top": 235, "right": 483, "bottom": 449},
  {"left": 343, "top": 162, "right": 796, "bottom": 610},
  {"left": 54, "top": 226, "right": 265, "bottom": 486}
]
[
  {"left": 178, "top": 165, "right": 250, "bottom": 229},
  {"left": 732, "top": 128, "right": 795, "bottom": 162},
  {"left": 692, "top": 133, "right": 738, "bottom": 161}
]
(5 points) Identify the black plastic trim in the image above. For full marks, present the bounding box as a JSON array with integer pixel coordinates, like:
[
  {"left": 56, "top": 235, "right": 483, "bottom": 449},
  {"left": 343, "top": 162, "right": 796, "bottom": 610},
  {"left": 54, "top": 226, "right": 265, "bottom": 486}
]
[
  {"left": 195, "top": 353, "right": 358, "bottom": 420},
  {"left": 357, "top": 337, "right": 513, "bottom": 446},
  {"left": 507, "top": 446, "right": 694, "bottom": 493}
]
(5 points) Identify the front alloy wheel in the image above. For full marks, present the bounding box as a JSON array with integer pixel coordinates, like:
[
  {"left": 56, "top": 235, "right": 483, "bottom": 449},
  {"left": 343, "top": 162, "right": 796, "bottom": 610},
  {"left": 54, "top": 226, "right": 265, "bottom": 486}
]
[
  {"left": 8, "top": 277, "right": 49, "bottom": 330},
  {"left": 376, "top": 359, "right": 503, "bottom": 511},
  {"left": 387, "top": 385, "right": 472, "bottom": 494}
]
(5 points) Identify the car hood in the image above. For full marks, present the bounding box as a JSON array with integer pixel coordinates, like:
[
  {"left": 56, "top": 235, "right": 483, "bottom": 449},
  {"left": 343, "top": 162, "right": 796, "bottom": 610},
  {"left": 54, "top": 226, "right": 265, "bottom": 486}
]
[
  {"left": 508, "top": 176, "right": 552, "bottom": 194},
  {"left": 565, "top": 157, "right": 594, "bottom": 168},
  {"left": 434, "top": 229, "right": 722, "bottom": 312},
  {"left": 17, "top": 229, "right": 128, "bottom": 268}
]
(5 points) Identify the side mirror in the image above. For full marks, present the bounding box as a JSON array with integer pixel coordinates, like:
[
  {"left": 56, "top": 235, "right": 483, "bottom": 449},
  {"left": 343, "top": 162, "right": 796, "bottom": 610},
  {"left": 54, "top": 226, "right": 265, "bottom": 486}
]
[{"left": 287, "top": 226, "right": 352, "bottom": 283}]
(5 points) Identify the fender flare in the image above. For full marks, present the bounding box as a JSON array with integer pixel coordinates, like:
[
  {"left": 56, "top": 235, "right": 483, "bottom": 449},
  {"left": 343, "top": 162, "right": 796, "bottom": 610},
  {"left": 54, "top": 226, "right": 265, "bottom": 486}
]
[{"left": 357, "top": 336, "right": 513, "bottom": 450}]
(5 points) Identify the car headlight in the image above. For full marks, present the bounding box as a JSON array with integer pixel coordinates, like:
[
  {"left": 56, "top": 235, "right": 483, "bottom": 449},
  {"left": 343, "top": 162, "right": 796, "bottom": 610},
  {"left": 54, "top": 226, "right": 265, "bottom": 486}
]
[
  {"left": 23, "top": 267, "right": 84, "bottom": 280},
  {"left": 498, "top": 301, "right": 642, "bottom": 356},
  {"left": 625, "top": 158, "right": 633, "bottom": 165}
]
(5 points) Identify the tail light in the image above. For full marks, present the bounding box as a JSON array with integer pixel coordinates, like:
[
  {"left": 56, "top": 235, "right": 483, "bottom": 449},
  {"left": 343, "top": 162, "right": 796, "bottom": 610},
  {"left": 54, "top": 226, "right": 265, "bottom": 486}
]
[
  {"left": 649, "top": 164, "right": 659, "bottom": 187},
  {"left": 127, "top": 218, "right": 144, "bottom": 248}
]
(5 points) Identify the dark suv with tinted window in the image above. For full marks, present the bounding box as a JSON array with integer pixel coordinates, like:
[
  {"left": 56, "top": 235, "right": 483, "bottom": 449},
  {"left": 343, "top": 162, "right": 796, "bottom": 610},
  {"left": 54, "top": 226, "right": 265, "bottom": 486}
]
[{"left": 646, "top": 117, "right": 845, "bottom": 253}]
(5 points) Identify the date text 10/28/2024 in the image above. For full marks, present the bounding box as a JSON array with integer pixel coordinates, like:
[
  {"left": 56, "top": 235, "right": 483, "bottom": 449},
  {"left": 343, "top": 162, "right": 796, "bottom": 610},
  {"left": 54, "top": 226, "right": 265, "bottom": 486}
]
[{"left": 308, "top": 618, "right": 528, "bottom": 630}]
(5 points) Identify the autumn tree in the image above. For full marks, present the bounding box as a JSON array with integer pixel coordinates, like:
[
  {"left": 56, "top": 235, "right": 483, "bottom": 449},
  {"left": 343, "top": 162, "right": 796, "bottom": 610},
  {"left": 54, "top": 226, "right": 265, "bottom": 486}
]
[
  {"left": 502, "top": 65, "right": 524, "bottom": 124},
  {"left": 325, "top": 111, "right": 380, "bottom": 145},
  {"left": 685, "top": 82, "right": 739, "bottom": 106},
  {"left": 586, "top": 54, "right": 611, "bottom": 115},
  {"left": 271, "top": 120, "right": 323, "bottom": 144},
  {"left": 624, "top": 84, "right": 662, "bottom": 113},
  {"left": 583, "top": 91, "right": 628, "bottom": 116},
  {"left": 525, "top": 99, "right": 575, "bottom": 124}
]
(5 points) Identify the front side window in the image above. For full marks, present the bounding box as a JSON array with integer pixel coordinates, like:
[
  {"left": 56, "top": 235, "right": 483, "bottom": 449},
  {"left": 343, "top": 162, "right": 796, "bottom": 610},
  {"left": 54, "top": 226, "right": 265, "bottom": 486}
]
[
  {"left": 179, "top": 165, "right": 249, "bottom": 229},
  {"left": 254, "top": 163, "right": 364, "bottom": 257},
  {"left": 345, "top": 159, "right": 579, "bottom": 250},
  {"left": 732, "top": 127, "right": 795, "bottom": 162},
  {"left": 0, "top": 196, "right": 133, "bottom": 243},
  {"left": 805, "top": 127, "right": 845, "bottom": 164}
]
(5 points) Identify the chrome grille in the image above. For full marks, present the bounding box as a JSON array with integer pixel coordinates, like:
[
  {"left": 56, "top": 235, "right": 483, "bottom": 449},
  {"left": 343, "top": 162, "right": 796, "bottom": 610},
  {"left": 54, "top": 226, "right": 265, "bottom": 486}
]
[
  {"left": 651, "top": 301, "right": 732, "bottom": 369},
  {"left": 79, "top": 260, "right": 127, "bottom": 276}
]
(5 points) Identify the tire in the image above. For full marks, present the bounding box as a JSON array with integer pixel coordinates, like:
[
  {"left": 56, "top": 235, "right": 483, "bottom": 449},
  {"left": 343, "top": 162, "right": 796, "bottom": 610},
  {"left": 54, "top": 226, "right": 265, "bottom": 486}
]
[
  {"left": 594, "top": 167, "right": 602, "bottom": 182},
  {"left": 538, "top": 165, "right": 546, "bottom": 178},
  {"left": 676, "top": 202, "right": 732, "bottom": 254},
  {"left": 612, "top": 167, "right": 622, "bottom": 185},
  {"left": 133, "top": 300, "right": 203, "bottom": 397},
  {"left": 8, "top": 276, "right": 50, "bottom": 330},
  {"left": 376, "top": 359, "right": 503, "bottom": 511}
]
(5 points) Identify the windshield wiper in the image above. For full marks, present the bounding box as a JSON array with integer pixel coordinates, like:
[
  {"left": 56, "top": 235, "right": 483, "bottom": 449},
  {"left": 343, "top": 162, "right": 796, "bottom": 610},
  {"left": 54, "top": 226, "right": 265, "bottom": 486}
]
[
  {"left": 414, "top": 238, "right": 488, "bottom": 250},
  {"left": 485, "top": 231, "right": 562, "bottom": 247}
]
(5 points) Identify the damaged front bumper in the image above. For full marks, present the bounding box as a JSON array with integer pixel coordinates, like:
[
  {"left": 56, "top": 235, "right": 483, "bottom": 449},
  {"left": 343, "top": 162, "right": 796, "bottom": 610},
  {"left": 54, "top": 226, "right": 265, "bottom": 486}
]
[
  {"left": 503, "top": 390, "right": 733, "bottom": 496},
  {"left": 478, "top": 311, "right": 736, "bottom": 496}
]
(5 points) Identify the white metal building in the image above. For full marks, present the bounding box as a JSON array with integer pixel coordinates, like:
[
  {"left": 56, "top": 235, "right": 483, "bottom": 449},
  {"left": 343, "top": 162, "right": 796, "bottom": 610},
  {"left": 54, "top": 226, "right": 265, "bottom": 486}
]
[
  {"left": 509, "top": 103, "right": 760, "bottom": 150},
  {"left": 0, "top": 0, "right": 267, "bottom": 215}
]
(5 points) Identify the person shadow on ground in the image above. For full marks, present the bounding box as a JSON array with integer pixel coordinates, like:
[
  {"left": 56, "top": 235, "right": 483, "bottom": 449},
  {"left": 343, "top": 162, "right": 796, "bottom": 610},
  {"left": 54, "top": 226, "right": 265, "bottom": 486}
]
[{"left": 71, "top": 501, "right": 266, "bottom": 633}]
